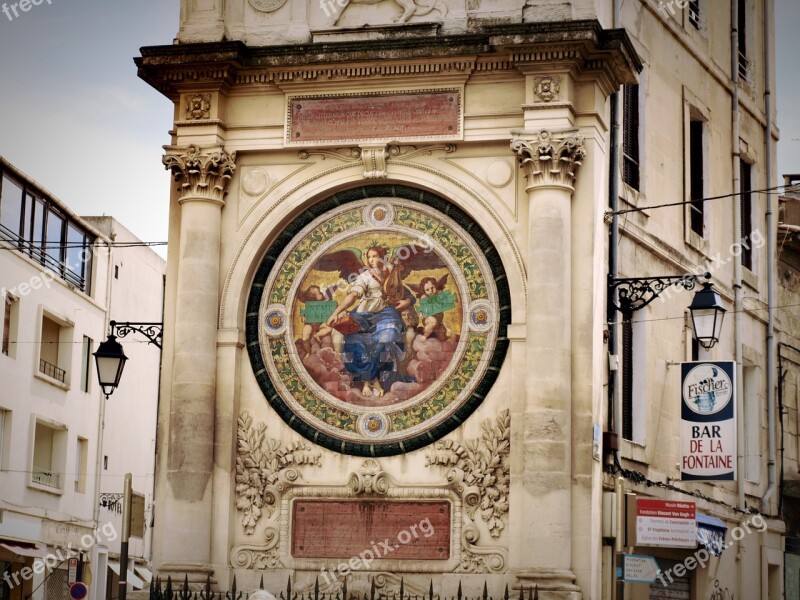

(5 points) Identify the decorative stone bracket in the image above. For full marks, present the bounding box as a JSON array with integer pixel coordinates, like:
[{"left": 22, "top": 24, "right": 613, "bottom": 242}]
[
  {"left": 510, "top": 130, "right": 586, "bottom": 190},
  {"left": 163, "top": 145, "right": 237, "bottom": 204}
]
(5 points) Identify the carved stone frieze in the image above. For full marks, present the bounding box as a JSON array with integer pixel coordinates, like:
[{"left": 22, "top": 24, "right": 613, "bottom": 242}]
[
  {"left": 248, "top": 0, "right": 288, "bottom": 12},
  {"left": 298, "top": 143, "right": 456, "bottom": 180},
  {"left": 185, "top": 93, "right": 211, "bottom": 120},
  {"left": 234, "top": 412, "right": 321, "bottom": 536},
  {"left": 510, "top": 130, "right": 586, "bottom": 190},
  {"left": 533, "top": 75, "right": 561, "bottom": 103},
  {"left": 329, "top": 0, "right": 448, "bottom": 26},
  {"left": 426, "top": 409, "right": 510, "bottom": 573},
  {"left": 163, "top": 145, "right": 237, "bottom": 204}
]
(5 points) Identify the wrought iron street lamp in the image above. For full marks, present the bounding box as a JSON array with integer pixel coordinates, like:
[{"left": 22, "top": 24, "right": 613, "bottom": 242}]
[
  {"left": 688, "top": 281, "right": 727, "bottom": 349},
  {"left": 93, "top": 320, "right": 162, "bottom": 399},
  {"left": 608, "top": 271, "right": 726, "bottom": 349},
  {"left": 93, "top": 335, "right": 127, "bottom": 399}
]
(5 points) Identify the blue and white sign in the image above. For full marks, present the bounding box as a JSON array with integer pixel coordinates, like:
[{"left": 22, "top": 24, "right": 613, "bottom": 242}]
[
  {"left": 622, "top": 554, "right": 661, "bottom": 584},
  {"left": 680, "top": 361, "right": 736, "bottom": 481}
]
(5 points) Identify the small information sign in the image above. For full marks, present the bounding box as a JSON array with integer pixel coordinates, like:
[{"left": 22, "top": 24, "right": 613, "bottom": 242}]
[
  {"left": 636, "top": 498, "right": 697, "bottom": 548},
  {"left": 622, "top": 554, "right": 660, "bottom": 584}
]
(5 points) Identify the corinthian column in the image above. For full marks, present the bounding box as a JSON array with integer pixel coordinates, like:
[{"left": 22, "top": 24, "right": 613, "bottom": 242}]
[
  {"left": 509, "top": 130, "right": 586, "bottom": 599},
  {"left": 158, "top": 145, "right": 236, "bottom": 580}
]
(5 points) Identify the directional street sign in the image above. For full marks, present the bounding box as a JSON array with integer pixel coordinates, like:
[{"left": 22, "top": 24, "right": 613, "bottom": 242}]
[{"left": 622, "top": 554, "right": 660, "bottom": 584}]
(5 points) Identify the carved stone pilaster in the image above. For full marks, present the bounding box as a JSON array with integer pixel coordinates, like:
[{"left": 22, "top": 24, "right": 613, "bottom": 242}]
[
  {"left": 163, "top": 145, "right": 237, "bottom": 204},
  {"left": 510, "top": 130, "right": 586, "bottom": 190}
]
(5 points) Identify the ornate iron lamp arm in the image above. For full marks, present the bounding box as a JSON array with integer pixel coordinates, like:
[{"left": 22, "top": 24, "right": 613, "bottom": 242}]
[
  {"left": 608, "top": 272, "right": 711, "bottom": 316},
  {"left": 110, "top": 321, "right": 163, "bottom": 349}
]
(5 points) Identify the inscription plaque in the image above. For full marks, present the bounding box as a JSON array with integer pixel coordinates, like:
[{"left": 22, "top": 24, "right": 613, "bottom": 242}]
[
  {"left": 287, "top": 91, "right": 461, "bottom": 144},
  {"left": 291, "top": 500, "right": 451, "bottom": 560}
]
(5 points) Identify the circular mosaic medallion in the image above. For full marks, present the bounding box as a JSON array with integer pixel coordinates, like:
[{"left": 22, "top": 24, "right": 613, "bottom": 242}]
[
  {"left": 468, "top": 300, "right": 494, "bottom": 333},
  {"left": 246, "top": 186, "right": 510, "bottom": 456},
  {"left": 358, "top": 413, "right": 390, "bottom": 438},
  {"left": 364, "top": 203, "right": 395, "bottom": 228},
  {"left": 248, "top": 0, "right": 288, "bottom": 12},
  {"left": 264, "top": 305, "right": 288, "bottom": 337}
]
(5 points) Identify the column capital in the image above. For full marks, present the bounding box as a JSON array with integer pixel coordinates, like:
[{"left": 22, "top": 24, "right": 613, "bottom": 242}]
[
  {"left": 163, "top": 145, "right": 237, "bottom": 205},
  {"left": 510, "top": 130, "right": 586, "bottom": 192}
]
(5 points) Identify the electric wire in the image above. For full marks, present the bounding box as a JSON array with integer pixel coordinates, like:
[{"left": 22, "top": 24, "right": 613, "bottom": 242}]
[{"left": 608, "top": 183, "right": 796, "bottom": 216}]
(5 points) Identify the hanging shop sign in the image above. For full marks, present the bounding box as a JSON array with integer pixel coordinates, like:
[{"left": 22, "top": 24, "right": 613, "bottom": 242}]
[{"left": 680, "top": 361, "right": 736, "bottom": 481}]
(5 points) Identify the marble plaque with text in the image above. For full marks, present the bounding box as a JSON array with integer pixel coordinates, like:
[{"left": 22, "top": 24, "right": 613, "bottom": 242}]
[{"left": 287, "top": 90, "right": 461, "bottom": 144}]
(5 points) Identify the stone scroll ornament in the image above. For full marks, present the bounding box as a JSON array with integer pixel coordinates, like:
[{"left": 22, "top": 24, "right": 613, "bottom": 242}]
[
  {"left": 426, "top": 409, "right": 510, "bottom": 573},
  {"left": 245, "top": 186, "right": 510, "bottom": 456}
]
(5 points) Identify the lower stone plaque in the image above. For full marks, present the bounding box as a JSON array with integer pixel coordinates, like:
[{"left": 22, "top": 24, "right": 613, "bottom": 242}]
[{"left": 291, "top": 500, "right": 451, "bottom": 560}]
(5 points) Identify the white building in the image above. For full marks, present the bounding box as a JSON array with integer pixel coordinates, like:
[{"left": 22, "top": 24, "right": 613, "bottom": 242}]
[{"left": 0, "top": 158, "right": 164, "bottom": 600}]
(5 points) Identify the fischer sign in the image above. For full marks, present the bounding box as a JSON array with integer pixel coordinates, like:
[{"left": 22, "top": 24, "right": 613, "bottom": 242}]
[{"left": 680, "top": 361, "right": 736, "bottom": 481}]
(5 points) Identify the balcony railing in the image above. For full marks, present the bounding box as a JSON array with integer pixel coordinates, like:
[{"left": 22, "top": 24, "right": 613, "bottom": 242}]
[
  {"left": 40, "top": 359, "right": 66, "bottom": 383},
  {"left": 32, "top": 467, "right": 60, "bottom": 489}
]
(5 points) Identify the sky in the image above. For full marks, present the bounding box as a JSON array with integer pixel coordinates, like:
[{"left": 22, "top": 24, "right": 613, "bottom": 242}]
[{"left": 0, "top": 0, "right": 798, "bottom": 261}]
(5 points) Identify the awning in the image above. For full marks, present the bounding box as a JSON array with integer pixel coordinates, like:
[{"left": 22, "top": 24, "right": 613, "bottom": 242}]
[
  {"left": 134, "top": 566, "right": 153, "bottom": 584},
  {"left": 0, "top": 541, "right": 49, "bottom": 559},
  {"left": 108, "top": 561, "right": 145, "bottom": 589},
  {"left": 697, "top": 513, "right": 728, "bottom": 556}
]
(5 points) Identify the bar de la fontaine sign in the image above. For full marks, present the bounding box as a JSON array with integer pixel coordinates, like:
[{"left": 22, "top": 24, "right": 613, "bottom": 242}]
[{"left": 680, "top": 361, "right": 736, "bottom": 481}]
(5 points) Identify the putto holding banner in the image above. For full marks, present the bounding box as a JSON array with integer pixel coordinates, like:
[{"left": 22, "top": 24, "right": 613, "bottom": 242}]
[{"left": 680, "top": 361, "right": 737, "bottom": 480}]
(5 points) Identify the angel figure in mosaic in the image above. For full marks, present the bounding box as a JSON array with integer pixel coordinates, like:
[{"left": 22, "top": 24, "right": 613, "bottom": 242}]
[{"left": 320, "top": 242, "right": 447, "bottom": 398}]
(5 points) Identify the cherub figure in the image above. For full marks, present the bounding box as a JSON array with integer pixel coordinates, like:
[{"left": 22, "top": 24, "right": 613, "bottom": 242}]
[
  {"left": 298, "top": 284, "right": 336, "bottom": 354},
  {"left": 408, "top": 275, "right": 450, "bottom": 341}
]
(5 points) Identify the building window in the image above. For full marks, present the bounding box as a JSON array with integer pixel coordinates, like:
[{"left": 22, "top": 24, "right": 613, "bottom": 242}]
[
  {"left": 744, "top": 366, "right": 760, "bottom": 481},
  {"left": 689, "top": 119, "right": 706, "bottom": 237},
  {"left": 0, "top": 409, "right": 9, "bottom": 470},
  {"left": 740, "top": 161, "right": 754, "bottom": 270},
  {"left": 32, "top": 420, "right": 67, "bottom": 490},
  {"left": 688, "top": 0, "right": 700, "bottom": 28},
  {"left": 0, "top": 164, "right": 94, "bottom": 293},
  {"left": 738, "top": 0, "right": 748, "bottom": 79},
  {"left": 622, "top": 84, "right": 640, "bottom": 191},
  {"left": 0, "top": 175, "right": 24, "bottom": 239},
  {"left": 2, "top": 294, "right": 18, "bottom": 358},
  {"left": 622, "top": 314, "right": 634, "bottom": 440},
  {"left": 80, "top": 336, "right": 92, "bottom": 393},
  {"left": 39, "top": 313, "right": 72, "bottom": 385},
  {"left": 75, "top": 437, "right": 88, "bottom": 493}
]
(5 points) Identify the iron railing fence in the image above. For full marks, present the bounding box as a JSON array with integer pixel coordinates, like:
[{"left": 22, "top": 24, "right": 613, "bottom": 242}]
[{"left": 149, "top": 576, "right": 540, "bottom": 600}]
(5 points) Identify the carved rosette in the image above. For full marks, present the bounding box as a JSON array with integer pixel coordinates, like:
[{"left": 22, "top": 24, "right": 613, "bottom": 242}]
[
  {"left": 185, "top": 93, "right": 211, "bottom": 120},
  {"left": 533, "top": 76, "right": 561, "bottom": 103},
  {"left": 163, "top": 145, "right": 237, "bottom": 204},
  {"left": 510, "top": 130, "right": 586, "bottom": 191}
]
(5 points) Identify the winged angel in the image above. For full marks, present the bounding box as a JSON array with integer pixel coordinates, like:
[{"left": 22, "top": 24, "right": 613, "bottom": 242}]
[{"left": 315, "top": 243, "right": 448, "bottom": 398}]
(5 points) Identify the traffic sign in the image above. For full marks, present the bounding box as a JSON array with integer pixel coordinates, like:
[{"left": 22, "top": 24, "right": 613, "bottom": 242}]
[
  {"left": 622, "top": 554, "right": 660, "bottom": 584},
  {"left": 69, "top": 582, "right": 88, "bottom": 600}
]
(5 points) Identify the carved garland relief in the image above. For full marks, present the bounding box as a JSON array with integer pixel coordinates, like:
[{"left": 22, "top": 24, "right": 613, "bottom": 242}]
[{"left": 232, "top": 409, "right": 510, "bottom": 574}]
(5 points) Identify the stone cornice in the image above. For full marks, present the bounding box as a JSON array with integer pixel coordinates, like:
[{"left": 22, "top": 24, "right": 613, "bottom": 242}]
[
  {"left": 510, "top": 130, "right": 587, "bottom": 191},
  {"left": 136, "top": 20, "right": 641, "bottom": 96},
  {"left": 163, "top": 145, "right": 237, "bottom": 205}
]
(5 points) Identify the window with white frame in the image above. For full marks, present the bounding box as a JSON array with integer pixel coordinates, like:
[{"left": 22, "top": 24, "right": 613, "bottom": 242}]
[
  {"left": 38, "top": 312, "right": 73, "bottom": 386},
  {"left": 75, "top": 437, "right": 88, "bottom": 493},
  {"left": 31, "top": 419, "right": 67, "bottom": 490},
  {"left": 80, "top": 336, "right": 92, "bottom": 393},
  {"left": 2, "top": 294, "right": 18, "bottom": 358}
]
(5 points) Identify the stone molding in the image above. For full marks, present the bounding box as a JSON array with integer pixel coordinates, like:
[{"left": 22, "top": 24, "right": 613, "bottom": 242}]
[
  {"left": 510, "top": 130, "right": 587, "bottom": 191},
  {"left": 533, "top": 75, "right": 561, "bottom": 103},
  {"left": 163, "top": 145, "right": 237, "bottom": 204}
]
